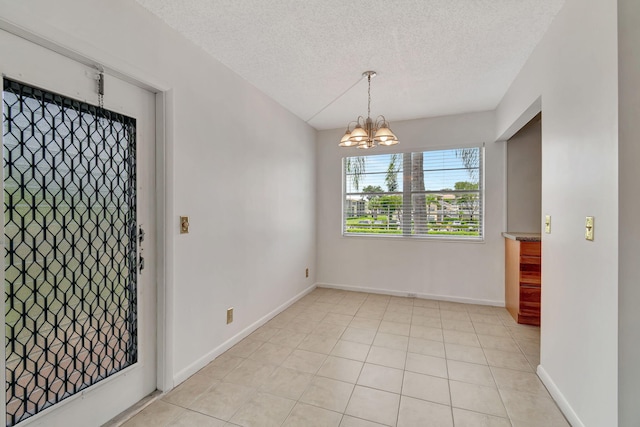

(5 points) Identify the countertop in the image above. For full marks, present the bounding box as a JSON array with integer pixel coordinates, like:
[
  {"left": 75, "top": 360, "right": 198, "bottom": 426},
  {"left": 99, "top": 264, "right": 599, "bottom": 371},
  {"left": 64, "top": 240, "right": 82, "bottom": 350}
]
[{"left": 502, "top": 232, "right": 541, "bottom": 242}]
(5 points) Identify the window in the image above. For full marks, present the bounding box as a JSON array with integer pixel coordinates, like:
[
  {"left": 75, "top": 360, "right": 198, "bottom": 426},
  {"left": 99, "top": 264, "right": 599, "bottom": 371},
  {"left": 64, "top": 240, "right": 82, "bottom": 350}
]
[{"left": 343, "top": 147, "right": 483, "bottom": 239}]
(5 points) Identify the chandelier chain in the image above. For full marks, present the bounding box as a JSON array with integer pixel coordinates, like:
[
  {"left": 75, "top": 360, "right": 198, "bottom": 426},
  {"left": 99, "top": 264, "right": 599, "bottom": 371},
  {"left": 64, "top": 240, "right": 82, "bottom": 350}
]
[{"left": 367, "top": 74, "right": 371, "bottom": 119}]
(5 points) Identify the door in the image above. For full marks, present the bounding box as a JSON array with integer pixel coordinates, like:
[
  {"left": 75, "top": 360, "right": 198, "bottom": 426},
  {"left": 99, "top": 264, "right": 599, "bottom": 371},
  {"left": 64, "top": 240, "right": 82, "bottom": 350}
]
[{"left": 0, "top": 29, "right": 157, "bottom": 426}]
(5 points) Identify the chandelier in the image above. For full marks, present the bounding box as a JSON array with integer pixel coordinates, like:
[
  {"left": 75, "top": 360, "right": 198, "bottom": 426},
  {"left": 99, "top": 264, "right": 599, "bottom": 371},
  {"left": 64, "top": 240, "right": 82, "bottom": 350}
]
[{"left": 339, "top": 71, "right": 399, "bottom": 149}]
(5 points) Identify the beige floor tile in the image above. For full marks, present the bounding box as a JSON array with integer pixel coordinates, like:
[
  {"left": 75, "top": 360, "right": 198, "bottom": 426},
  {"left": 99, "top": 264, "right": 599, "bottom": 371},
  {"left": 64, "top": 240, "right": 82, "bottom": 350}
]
[
  {"left": 199, "top": 356, "right": 245, "bottom": 381},
  {"left": 441, "top": 319, "right": 475, "bottom": 332},
  {"left": 378, "top": 320, "right": 411, "bottom": 336},
  {"left": 259, "top": 366, "right": 313, "bottom": 400},
  {"left": 472, "top": 322, "right": 511, "bottom": 337},
  {"left": 317, "top": 356, "right": 364, "bottom": 383},
  {"left": 447, "top": 360, "right": 495, "bottom": 387},
  {"left": 366, "top": 346, "right": 407, "bottom": 369},
  {"left": 339, "top": 415, "right": 387, "bottom": 426},
  {"left": 477, "top": 335, "right": 521, "bottom": 353},
  {"left": 188, "top": 382, "right": 255, "bottom": 421},
  {"left": 357, "top": 363, "right": 404, "bottom": 393},
  {"left": 282, "top": 402, "right": 342, "bottom": 427},
  {"left": 229, "top": 392, "right": 295, "bottom": 427},
  {"left": 397, "top": 396, "right": 453, "bottom": 427},
  {"left": 248, "top": 326, "right": 279, "bottom": 342},
  {"left": 524, "top": 352, "right": 540, "bottom": 368},
  {"left": 298, "top": 333, "right": 339, "bottom": 354},
  {"left": 413, "top": 299, "right": 439, "bottom": 309},
  {"left": 268, "top": 329, "right": 307, "bottom": 348},
  {"left": 226, "top": 339, "right": 264, "bottom": 358},
  {"left": 440, "top": 310, "right": 471, "bottom": 321},
  {"left": 445, "top": 343, "right": 487, "bottom": 365},
  {"left": 282, "top": 349, "right": 327, "bottom": 374},
  {"left": 355, "top": 310, "right": 385, "bottom": 321},
  {"left": 402, "top": 371, "right": 450, "bottom": 405},
  {"left": 452, "top": 408, "right": 511, "bottom": 427},
  {"left": 349, "top": 317, "right": 381, "bottom": 330},
  {"left": 411, "top": 315, "right": 442, "bottom": 328},
  {"left": 247, "top": 342, "right": 293, "bottom": 365},
  {"left": 406, "top": 337, "right": 445, "bottom": 358},
  {"left": 382, "top": 311, "right": 412, "bottom": 324},
  {"left": 386, "top": 304, "right": 412, "bottom": 314},
  {"left": 313, "top": 322, "right": 348, "bottom": 339},
  {"left": 331, "top": 340, "right": 371, "bottom": 361},
  {"left": 300, "top": 376, "right": 355, "bottom": 413},
  {"left": 166, "top": 409, "right": 226, "bottom": 427},
  {"left": 439, "top": 302, "right": 469, "bottom": 312},
  {"left": 125, "top": 293, "right": 554, "bottom": 427},
  {"left": 283, "top": 318, "right": 320, "bottom": 334},
  {"left": 515, "top": 337, "right": 540, "bottom": 355},
  {"left": 469, "top": 313, "right": 502, "bottom": 325},
  {"left": 390, "top": 296, "right": 414, "bottom": 306},
  {"left": 373, "top": 332, "right": 409, "bottom": 351},
  {"left": 345, "top": 385, "right": 401, "bottom": 426},
  {"left": 162, "top": 373, "right": 219, "bottom": 407},
  {"left": 412, "top": 307, "right": 441, "bottom": 318},
  {"left": 443, "top": 330, "right": 481, "bottom": 347},
  {"left": 405, "top": 352, "right": 448, "bottom": 378},
  {"left": 342, "top": 327, "right": 377, "bottom": 345},
  {"left": 449, "top": 380, "right": 507, "bottom": 418},
  {"left": 500, "top": 389, "right": 569, "bottom": 426},
  {"left": 122, "top": 400, "right": 183, "bottom": 427},
  {"left": 330, "top": 304, "right": 360, "bottom": 316},
  {"left": 491, "top": 367, "right": 548, "bottom": 395},
  {"left": 324, "top": 313, "right": 355, "bottom": 326},
  {"left": 296, "top": 309, "right": 328, "bottom": 322},
  {"left": 223, "top": 359, "right": 276, "bottom": 387},
  {"left": 409, "top": 325, "right": 444, "bottom": 341},
  {"left": 483, "top": 349, "right": 533, "bottom": 372}
]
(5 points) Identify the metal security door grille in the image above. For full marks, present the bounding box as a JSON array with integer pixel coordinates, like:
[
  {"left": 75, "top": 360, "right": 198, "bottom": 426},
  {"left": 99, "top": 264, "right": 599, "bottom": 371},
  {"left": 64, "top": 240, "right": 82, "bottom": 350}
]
[{"left": 2, "top": 79, "right": 138, "bottom": 426}]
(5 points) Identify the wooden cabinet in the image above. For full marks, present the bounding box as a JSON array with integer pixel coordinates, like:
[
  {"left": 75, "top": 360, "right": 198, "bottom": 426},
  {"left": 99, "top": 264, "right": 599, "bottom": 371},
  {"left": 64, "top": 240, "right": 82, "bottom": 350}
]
[{"left": 505, "top": 238, "right": 541, "bottom": 326}]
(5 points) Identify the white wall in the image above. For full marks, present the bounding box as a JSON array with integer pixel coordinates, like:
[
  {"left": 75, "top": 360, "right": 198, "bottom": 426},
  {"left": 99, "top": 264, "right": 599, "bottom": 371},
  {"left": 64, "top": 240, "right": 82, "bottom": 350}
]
[
  {"left": 316, "top": 112, "right": 506, "bottom": 305},
  {"left": 617, "top": 0, "right": 640, "bottom": 424},
  {"left": 0, "top": 0, "right": 316, "bottom": 395},
  {"left": 506, "top": 117, "right": 542, "bottom": 233},
  {"left": 496, "top": 0, "right": 618, "bottom": 425}
]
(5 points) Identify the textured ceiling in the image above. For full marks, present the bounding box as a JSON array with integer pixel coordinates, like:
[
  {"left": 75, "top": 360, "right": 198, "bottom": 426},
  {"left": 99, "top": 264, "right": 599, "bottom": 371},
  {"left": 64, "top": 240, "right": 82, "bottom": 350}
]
[{"left": 134, "top": 0, "right": 565, "bottom": 130}]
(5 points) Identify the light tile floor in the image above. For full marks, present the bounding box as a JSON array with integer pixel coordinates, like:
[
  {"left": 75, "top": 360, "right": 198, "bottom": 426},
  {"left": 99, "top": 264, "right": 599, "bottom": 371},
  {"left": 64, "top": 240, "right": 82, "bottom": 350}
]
[{"left": 121, "top": 288, "right": 569, "bottom": 427}]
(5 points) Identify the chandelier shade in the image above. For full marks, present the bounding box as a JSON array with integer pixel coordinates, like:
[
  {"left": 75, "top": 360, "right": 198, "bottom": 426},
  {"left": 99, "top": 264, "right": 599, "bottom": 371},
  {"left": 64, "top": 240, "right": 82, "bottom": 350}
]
[{"left": 338, "top": 71, "right": 399, "bottom": 149}]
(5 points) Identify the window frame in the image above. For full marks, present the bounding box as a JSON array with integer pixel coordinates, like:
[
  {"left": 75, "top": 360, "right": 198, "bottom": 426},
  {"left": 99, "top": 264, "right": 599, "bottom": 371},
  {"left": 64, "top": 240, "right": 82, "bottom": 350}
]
[{"left": 341, "top": 145, "right": 485, "bottom": 242}]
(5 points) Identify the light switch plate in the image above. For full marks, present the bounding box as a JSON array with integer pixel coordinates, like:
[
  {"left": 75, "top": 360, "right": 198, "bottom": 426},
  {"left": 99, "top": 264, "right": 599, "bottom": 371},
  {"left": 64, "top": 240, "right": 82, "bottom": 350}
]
[
  {"left": 585, "top": 216, "right": 594, "bottom": 241},
  {"left": 180, "top": 216, "right": 189, "bottom": 234},
  {"left": 544, "top": 215, "right": 551, "bottom": 234}
]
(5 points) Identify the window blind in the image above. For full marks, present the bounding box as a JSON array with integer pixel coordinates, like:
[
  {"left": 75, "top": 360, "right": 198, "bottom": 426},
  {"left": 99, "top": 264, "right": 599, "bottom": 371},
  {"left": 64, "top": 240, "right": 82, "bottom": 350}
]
[{"left": 343, "top": 147, "right": 483, "bottom": 239}]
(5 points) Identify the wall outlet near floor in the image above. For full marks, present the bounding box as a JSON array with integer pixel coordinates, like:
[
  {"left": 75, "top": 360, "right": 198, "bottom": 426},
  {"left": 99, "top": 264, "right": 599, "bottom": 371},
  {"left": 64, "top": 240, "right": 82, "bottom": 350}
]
[
  {"left": 306, "top": 268, "right": 309, "bottom": 278},
  {"left": 407, "top": 293, "right": 417, "bottom": 298},
  {"left": 226, "top": 307, "right": 234, "bottom": 324}
]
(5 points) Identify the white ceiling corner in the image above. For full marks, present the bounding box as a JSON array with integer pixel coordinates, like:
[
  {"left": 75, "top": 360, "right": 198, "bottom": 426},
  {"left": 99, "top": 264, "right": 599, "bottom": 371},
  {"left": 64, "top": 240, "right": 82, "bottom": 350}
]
[{"left": 134, "top": 0, "right": 565, "bottom": 130}]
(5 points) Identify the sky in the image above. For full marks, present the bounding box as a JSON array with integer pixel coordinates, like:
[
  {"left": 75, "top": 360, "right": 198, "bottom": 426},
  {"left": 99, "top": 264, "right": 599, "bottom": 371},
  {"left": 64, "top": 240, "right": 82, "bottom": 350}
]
[{"left": 344, "top": 149, "right": 480, "bottom": 194}]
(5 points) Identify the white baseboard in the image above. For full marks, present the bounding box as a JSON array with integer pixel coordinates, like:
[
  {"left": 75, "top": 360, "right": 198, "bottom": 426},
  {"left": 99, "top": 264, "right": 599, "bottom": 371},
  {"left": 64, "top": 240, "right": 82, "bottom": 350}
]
[
  {"left": 317, "top": 282, "right": 504, "bottom": 307},
  {"left": 537, "top": 364, "right": 584, "bottom": 427},
  {"left": 172, "top": 283, "right": 317, "bottom": 385}
]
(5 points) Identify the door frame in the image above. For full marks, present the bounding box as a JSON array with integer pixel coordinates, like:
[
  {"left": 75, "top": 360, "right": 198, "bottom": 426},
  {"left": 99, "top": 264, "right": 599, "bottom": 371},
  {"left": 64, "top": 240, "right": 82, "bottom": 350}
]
[{"left": 0, "top": 14, "right": 175, "bottom": 417}]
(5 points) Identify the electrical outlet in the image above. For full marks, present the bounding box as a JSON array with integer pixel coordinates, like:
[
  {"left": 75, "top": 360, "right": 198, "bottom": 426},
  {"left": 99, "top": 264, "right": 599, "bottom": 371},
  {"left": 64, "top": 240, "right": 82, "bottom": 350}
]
[
  {"left": 305, "top": 268, "right": 309, "bottom": 278},
  {"left": 227, "top": 307, "right": 234, "bottom": 324}
]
